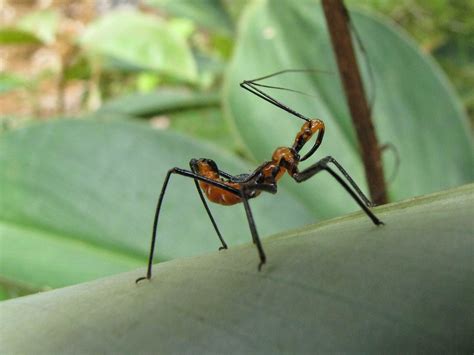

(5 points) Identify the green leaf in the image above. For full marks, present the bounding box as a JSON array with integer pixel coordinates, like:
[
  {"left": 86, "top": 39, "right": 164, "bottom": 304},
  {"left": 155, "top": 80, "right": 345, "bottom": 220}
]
[
  {"left": 167, "top": 107, "right": 240, "bottom": 152},
  {"left": 224, "top": 1, "right": 473, "bottom": 219},
  {"left": 63, "top": 55, "right": 91, "bottom": 81},
  {"left": 0, "top": 73, "right": 27, "bottom": 93},
  {"left": 0, "top": 9, "right": 59, "bottom": 46},
  {"left": 98, "top": 90, "right": 239, "bottom": 153},
  {"left": 0, "top": 222, "right": 141, "bottom": 293},
  {"left": 0, "top": 275, "right": 42, "bottom": 300},
  {"left": 0, "top": 27, "right": 41, "bottom": 45},
  {"left": 146, "top": 0, "right": 234, "bottom": 35},
  {"left": 98, "top": 89, "right": 219, "bottom": 117},
  {"left": 0, "top": 119, "right": 313, "bottom": 293},
  {"left": 80, "top": 10, "right": 197, "bottom": 82},
  {"left": 1, "top": 184, "right": 472, "bottom": 353},
  {"left": 135, "top": 72, "right": 161, "bottom": 93},
  {"left": 17, "top": 9, "right": 59, "bottom": 44}
]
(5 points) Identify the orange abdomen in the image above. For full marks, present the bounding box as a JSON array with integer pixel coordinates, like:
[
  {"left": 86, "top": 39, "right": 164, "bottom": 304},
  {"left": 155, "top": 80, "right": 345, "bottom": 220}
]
[{"left": 199, "top": 181, "right": 242, "bottom": 205}]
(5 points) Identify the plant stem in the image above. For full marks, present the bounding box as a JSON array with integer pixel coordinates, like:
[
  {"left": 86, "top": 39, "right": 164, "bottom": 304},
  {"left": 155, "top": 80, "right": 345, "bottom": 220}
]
[{"left": 321, "top": 0, "right": 388, "bottom": 204}]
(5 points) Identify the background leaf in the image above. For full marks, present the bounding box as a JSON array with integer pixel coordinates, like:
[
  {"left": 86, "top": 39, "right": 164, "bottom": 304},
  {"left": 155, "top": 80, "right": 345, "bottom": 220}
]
[
  {"left": 80, "top": 10, "right": 197, "bottom": 81},
  {"left": 0, "top": 73, "right": 28, "bottom": 93},
  {"left": 0, "top": 119, "right": 313, "bottom": 294},
  {"left": 0, "top": 27, "right": 42, "bottom": 45},
  {"left": 98, "top": 89, "right": 219, "bottom": 117},
  {"left": 146, "top": 0, "right": 234, "bottom": 35},
  {"left": 224, "top": 0, "right": 473, "bottom": 219},
  {"left": 17, "top": 9, "right": 59, "bottom": 45},
  {"left": 97, "top": 90, "right": 239, "bottom": 150},
  {"left": 1, "top": 184, "right": 472, "bottom": 353}
]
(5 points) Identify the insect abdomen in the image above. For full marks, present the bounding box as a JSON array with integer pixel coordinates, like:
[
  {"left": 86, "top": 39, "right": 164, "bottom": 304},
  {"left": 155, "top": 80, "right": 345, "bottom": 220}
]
[{"left": 199, "top": 181, "right": 242, "bottom": 205}]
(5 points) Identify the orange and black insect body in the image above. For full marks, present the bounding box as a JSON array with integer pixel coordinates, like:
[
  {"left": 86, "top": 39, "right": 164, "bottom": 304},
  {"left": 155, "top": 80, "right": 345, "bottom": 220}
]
[{"left": 136, "top": 70, "right": 383, "bottom": 284}]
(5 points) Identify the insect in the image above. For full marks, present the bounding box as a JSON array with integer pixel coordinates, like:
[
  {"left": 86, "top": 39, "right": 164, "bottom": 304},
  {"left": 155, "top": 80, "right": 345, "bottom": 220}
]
[{"left": 136, "top": 70, "right": 383, "bottom": 283}]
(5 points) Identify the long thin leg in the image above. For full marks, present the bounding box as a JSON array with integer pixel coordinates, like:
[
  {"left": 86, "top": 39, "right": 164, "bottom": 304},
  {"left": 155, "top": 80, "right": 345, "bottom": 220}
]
[
  {"left": 136, "top": 167, "right": 241, "bottom": 283},
  {"left": 325, "top": 156, "right": 373, "bottom": 207},
  {"left": 293, "top": 156, "right": 383, "bottom": 226},
  {"left": 189, "top": 161, "right": 227, "bottom": 250},
  {"left": 240, "top": 186, "right": 266, "bottom": 271}
]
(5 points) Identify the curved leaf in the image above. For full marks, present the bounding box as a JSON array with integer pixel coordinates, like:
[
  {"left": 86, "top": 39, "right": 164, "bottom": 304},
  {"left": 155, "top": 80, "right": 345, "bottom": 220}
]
[
  {"left": 146, "top": 0, "right": 234, "bottom": 34},
  {"left": 224, "top": 0, "right": 473, "bottom": 219},
  {"left": 0, "top": 119, "right": 313, "bottom": 292},
  {"left": 98, "top": 90, "right": 219, "bottom": 117},
  {"left": 1, "top": 184, "right": 472, "bottom": 353},
  {"left": 98, "top": 90, "right": 238, "bottom": 150},
  {"left": 0, "top": 27, "right": 42, "bottom": 45},
  {"left": 167, "top": 107, "right": 240, "bottom": 151},
  {"left": 17, "top": 9, "right": 59, "bottom": 44},
  {"left": 80, "top": 10, "right": 197, "bottom": 81}
]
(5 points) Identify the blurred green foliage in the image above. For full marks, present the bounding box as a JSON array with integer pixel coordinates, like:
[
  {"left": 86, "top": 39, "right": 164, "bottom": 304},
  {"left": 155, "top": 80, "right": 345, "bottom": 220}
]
[
  {"left": 1, "top": 0, "right": 472, "bottom": 125},
  {"left": 348, "top": 0, "right": 474, "bottom": 122},
  {"left": 80, "top": 10, "right": 198, "bottom": 82},
  {"left": 16, "top": 9, "right": 59, "bottom": 44}
]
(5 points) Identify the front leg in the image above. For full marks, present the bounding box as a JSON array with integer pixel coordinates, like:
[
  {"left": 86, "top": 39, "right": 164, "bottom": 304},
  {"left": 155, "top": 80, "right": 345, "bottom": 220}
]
[
  {"left": 239, "top": 182, "right": 278, "bottom": 271},
  {"left": 292, "top": 156, "right": 383, "bottom": 226},
  {"left": 240, "top": 186, "right": 266, "bottom": 271}
]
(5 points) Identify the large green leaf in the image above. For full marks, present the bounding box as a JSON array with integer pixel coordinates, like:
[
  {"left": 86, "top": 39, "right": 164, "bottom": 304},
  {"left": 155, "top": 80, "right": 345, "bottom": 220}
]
[
  {"left": 167, "top": 106, "right": 240, "bottom": 151},
  {"left": 0, "top": 119, "right": 313, "bottom": 294},
  {"left": 1, "top": 184, "right": 472, "bottom": 353},
  {"left": 98, "top": 90, "right": 219, "bottom": 117},
  {"left": 146, "top": 0, "right": 234, "bottom": 35},
  {"left": 80, "top": 10, "right": 197, "bottom": 81},
  {"left": 97, "top": 90, "right": 239, "bottom": 150},
  {"left": 224, "top": 0, "right": 473, "bottom": 219}
]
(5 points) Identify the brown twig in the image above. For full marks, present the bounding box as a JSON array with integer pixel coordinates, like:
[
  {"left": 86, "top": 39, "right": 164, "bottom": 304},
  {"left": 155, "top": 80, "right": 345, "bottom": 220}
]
[{"left": 321, "top": 0, "right": 388, "bottom": 204}]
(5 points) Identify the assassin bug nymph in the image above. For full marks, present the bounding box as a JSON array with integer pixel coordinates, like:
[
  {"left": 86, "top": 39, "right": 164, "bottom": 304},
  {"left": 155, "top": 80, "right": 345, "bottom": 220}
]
[{"left": 136, "top": 70, "right": 383, "bottom": 283}]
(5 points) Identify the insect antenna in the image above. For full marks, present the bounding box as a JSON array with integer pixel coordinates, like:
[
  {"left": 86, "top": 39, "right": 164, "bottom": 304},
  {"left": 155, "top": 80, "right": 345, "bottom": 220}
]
[
  {"left": 250, "top": 82, "right": 321, "bottom": 99},
  {"left": 240, "top": 80, "right": 310, "bottom": 122},
  {"left": 246, "top": 68, "right": 333, "bottom": 83},
  {"left": 240, "top": 69, "right": 332, "bottom": 123}
]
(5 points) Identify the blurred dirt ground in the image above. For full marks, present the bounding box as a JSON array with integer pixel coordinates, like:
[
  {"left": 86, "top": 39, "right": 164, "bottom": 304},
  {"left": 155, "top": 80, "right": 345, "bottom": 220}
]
[{"left": 1, "top": 1, "right": 102, "bottom": 119}]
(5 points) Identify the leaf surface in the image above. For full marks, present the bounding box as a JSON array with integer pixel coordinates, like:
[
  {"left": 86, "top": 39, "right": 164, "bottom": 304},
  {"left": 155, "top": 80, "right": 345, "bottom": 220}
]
[
  {"left": 98, "top": 90, "right": 219, "bottom": 117},
  {"left": 146, "top": 0, "right": 234, "bottom": 34},
  {"left": 80, "top": 10, "right": 197, "bottom": 81},
  {"left": 1, "top": 184, "right": 472, "bottom": 353}
]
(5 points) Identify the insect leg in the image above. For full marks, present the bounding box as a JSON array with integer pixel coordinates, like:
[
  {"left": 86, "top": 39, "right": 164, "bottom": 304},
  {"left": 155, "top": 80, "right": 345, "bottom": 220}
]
[
  {"left": 189, "top": 161, "right": 227, "bottom": 251},
  {"left": 136, "top": 167, "right": 240, "bottom": 284},
  {"left": 292, "top": 156, "right": 383, "bottom": 226},
  {"left": 240, "top": 188, "right": 266, "bottom": 271},
  {"left": 324, "top": 156, "right": 373, "bottom": 207},
  {"left": 239, "top": 183, "right": 277, "bottom": 271}
]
